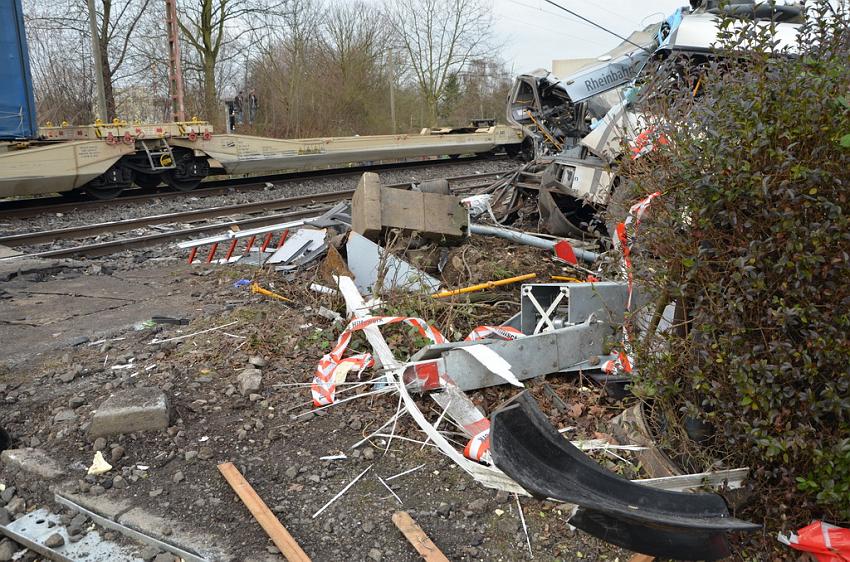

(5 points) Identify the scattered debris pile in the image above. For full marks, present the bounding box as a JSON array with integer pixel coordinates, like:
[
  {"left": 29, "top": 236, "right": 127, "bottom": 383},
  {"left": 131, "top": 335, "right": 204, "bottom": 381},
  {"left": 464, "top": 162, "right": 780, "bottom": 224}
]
[
  {"left": 94, "top": 165, "right": 760, "bottom": 560},
  {"left": 2, "top": 4, "right": 832, "bottom": 561}
]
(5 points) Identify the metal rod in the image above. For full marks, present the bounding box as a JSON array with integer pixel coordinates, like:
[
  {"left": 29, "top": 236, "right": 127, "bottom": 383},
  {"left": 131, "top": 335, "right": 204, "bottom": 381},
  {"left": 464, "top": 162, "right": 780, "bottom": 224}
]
[
  {"left": 259, "top": 233, "right": 274, "bottom": 253},
  {"left": 432, "top": 273, "right": 537, "bottom": 298},
  {"left": 469, "top": 223, "right": 599, "bottom": 263},
  {"left": 276, "top": 229, "right": 290, "bottom": 249},
  {"left": 205, "top": 242, "right": 218, "bottom": 263},
  {"left": 223, "top": 239, "right": 238, "bottom": 261},
  {"left": 244, "top": 235, "right": 256, "bottom": 255}
]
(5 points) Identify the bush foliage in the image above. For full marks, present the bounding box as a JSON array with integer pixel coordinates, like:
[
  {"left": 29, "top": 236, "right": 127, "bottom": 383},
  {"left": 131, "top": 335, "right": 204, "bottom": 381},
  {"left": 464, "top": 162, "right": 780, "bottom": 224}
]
[{"left": 618, "top": 3, "right": 850, "bottom": 525}]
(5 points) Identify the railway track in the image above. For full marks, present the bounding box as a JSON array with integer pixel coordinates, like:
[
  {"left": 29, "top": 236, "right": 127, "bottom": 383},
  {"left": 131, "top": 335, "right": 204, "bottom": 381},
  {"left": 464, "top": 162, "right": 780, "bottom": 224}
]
[
  {"left": 0, "top": 172, "right": 503, "bottom": 259},
  {"left": 0, "top": 154, "right": 507, "bottom": 219}
]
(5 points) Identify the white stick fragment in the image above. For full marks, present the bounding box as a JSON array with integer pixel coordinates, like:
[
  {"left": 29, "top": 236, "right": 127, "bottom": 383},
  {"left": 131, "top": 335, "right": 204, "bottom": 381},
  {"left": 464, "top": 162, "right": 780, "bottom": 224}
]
[
  {"left": 515, "top": 493, "right": 533, "bottom": 558},
  {"left": 383, "top": 392, "right": 404, "bottom": 455},
  {"left": 385, "top": 463, "right": 426, "bottom": 482},
  {"left": 291, "top": 387, "right": 392, "bottom": 420},
  {"left": 148, "top": 321, "right": 239, "bottom": 345},
  {"left": 350, "top": 409, "right": 407, "bottom": 450},
  {"left": 373, "top": 434, "right": 434, "bottom": 447},
  {"left": 320, "top": 454, "right": 348, "bottom": 461},
  {"left": 312, "top": 465, "right": 373, "bottom": 519},
  {"left": 377, "top": 475, "right": 403, "bottom": 505}
]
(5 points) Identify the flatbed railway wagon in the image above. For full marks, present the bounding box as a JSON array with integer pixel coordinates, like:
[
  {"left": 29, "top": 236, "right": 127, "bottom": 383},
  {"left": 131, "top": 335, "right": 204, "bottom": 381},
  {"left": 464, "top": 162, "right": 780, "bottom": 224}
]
[{"left": 0, "top": 0, "right": 523, "bottom": 199}]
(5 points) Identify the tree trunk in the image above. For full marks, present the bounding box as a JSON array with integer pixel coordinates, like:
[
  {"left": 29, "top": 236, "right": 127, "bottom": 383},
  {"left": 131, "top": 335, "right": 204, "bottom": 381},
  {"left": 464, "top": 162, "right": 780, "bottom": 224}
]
[
  {"left": 428, "top": 96, "right": 439, "bottom": 127},
  {"left": 98, "top": 0, "right": 115, "bottom": 121},
  {"left": 203, "top": 56, "right": 218, "bottom": 127},
  {"left": 101, "top": 46, "right": 116, "bottom": 121}
]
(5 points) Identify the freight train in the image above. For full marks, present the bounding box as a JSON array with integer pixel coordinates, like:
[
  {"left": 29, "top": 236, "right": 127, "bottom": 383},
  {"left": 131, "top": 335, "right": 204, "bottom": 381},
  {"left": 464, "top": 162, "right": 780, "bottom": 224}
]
[{"left": 0, "top": 0, "right": 523, "bottom": 200}]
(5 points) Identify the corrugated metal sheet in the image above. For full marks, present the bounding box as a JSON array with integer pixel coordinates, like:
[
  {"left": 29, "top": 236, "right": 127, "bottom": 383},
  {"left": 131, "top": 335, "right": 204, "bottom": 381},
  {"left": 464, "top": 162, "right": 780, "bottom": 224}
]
[{"left": 0, "top": 0, "right": 38, "bottom": 140}]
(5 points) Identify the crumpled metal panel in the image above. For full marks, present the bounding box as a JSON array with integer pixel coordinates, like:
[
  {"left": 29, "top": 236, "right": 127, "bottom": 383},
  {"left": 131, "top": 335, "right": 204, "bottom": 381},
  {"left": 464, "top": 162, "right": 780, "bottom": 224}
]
[{"left": 490, "top": 392, "right": 760, "bottom": 560}]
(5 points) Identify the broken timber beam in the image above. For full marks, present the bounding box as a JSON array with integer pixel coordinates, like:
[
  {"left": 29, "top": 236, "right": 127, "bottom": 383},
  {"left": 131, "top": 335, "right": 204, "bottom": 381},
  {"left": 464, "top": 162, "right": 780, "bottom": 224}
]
[
  {"left": 218, "top": 462, "right": 311, "bottom": 562},
  {"left": 392, "top": 511, "right": 450, "bottom": 562}
]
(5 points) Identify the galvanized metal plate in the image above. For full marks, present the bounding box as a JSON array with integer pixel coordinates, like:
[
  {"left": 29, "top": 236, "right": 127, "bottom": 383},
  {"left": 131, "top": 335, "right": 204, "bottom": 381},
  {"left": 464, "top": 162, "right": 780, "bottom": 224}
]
[{"left": 0, "top": 508, "right": 143, "bottom": 561}]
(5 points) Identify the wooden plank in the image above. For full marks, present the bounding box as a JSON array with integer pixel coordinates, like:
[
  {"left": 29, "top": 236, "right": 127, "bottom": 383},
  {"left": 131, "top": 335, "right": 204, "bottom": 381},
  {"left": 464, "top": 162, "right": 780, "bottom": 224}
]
[
  {"left": 628, "top": 555, "right": 655, "bottom": 562},
  {"left": 218, "top": 462, "right": 311, "bottom": 562},
  {"left": 392, "top": 511, "right": 450, "bottom": 562},
  {"left": 351, "top": 172, "right": 383, "bottom": 240}
]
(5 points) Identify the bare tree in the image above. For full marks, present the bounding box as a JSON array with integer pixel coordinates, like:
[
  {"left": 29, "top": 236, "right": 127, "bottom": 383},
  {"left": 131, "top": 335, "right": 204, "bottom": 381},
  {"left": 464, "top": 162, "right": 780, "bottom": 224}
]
[
  {"left": 386, "top": 0, "right": 493, "bottom": 125},
  {"left": 250, "top": 0, "right": 323, "bottom": 136},
  {"left": 25, "top": 0, "right": 151, "bottom": 121},
  {"left": 320, "top": 2, "right": 390, "bottom": 133},
  {"left": 176, "top": 0, "right": 288, "bottom": 125}
]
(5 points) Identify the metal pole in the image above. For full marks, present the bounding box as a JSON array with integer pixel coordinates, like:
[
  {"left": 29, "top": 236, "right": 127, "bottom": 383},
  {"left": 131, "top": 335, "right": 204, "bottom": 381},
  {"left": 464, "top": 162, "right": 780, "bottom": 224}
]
[
  {"left": 86, "top": 0, "right": 108, "bottom": 121},
  {"left": 469, "top": 223, "right": 599, "bottom": 263},
  {"left": 165, "top": 0, "right": 186, "bottom": 122},
  {"left": 389, "top": 56, "right": 397, "bottom": 134}
]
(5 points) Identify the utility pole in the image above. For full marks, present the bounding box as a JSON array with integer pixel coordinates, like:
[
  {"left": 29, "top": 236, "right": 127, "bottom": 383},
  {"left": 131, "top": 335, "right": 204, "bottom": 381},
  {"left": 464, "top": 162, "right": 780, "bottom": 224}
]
[
  {"left": 165, "top": 0, "right": 186, "bottom": 122},
  {"left": 86, "top": 0, "right": 108, "bottom": 121},
  {"left": 389, "top": 55, "right": 397, "bottom": 133}
]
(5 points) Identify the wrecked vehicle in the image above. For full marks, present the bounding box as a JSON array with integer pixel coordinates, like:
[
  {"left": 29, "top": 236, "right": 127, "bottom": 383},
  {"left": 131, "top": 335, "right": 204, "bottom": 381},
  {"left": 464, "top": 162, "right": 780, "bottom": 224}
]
[
  {"left": 506, "top": 22, "right": 662, "bottom": 160},
  {"left": 505, "top": 4, "right": 802, "bottom": 239}
]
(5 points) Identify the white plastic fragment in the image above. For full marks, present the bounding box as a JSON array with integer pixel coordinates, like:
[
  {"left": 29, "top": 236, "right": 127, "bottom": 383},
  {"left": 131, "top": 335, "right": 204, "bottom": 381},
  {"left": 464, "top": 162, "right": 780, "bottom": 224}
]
[
  {"left": 458, "top": 344, "right": 523, "bottom": 387},
  {"left": 377, "top": 475, "right": 403, "bottom": 504},
  {"left": 310, "top": 283, "right": 338, "bottom": 295},
  {"left": 516, "top": 493, "right": 534, "bottom": 558},
  {"left": 87, "top": 451, "right": 113, "bottom": 475},
  {"left": 385, "top": 463, "right": 426, "bottom": 482},
  {"left": 312, "top": 465, "right": 372, "bottom": 519}
]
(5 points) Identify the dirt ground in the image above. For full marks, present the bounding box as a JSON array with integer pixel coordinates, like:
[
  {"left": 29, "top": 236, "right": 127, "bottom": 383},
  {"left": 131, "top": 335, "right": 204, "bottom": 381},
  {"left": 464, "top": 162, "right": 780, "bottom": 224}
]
[{"left": 0, "top": 235, "right": 642, "bottom": 561}]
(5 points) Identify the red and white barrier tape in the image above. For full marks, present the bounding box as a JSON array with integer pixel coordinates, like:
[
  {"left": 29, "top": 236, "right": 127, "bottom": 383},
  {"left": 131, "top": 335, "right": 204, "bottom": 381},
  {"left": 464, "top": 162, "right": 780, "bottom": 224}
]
[
  {"left": 609, "top": 191, "right": 661, "bottom": 376},
  {"left": 311, "top": 318, "right": 527, "bottom": 463},
  {"left": 311, "top": 315, "right": 446, "bottom": 407},
  {"left": 464, "top": 325, "right": 523, "bottom": 342}
]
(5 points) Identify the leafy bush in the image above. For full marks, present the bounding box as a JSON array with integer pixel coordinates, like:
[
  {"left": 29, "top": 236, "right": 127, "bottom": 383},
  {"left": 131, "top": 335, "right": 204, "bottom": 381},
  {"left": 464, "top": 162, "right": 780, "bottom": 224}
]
[{"left": 616, "top": 2, "right": 850, "bottom": 527}]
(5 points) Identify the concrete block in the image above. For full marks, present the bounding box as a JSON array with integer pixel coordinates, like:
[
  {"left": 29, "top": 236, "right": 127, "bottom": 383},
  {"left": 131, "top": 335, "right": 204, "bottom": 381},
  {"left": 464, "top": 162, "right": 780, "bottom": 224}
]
[
  {"left": 0, "top": 448, "right": 64, "bottom": 480},
  {"left": 89, "top": 388, "right": 170, "bottom": 437},
  {"left": 351, "top": 172, "right": 468, "bottom": 242}
]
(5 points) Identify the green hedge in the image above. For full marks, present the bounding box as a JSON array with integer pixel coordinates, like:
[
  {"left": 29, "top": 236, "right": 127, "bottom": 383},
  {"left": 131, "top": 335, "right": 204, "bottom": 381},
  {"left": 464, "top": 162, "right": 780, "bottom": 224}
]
[{"left": 617, "top": 3, "right": 850, "bottom": 526}]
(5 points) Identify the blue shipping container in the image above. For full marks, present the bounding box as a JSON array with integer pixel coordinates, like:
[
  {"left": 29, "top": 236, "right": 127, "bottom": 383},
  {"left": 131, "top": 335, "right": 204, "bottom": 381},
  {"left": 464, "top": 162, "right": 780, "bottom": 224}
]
[{"left": 0, "top": 0, "right": 38, "bottom": 140}]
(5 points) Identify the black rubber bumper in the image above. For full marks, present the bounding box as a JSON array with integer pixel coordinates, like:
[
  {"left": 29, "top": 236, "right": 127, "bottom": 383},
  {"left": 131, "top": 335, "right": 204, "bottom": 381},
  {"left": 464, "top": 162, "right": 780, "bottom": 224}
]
[{"left": 490, "top": 392, "right": 759, "bottom": 560}]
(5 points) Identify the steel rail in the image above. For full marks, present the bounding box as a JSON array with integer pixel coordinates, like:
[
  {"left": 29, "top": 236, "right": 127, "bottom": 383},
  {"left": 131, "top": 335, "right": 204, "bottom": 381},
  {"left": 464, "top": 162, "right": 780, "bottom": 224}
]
[
  {"left": 4, "top": 180, "right": 497, "bottom": 259},
  {"left": 0, "top": 177, "right": 498, "bottom": 248},
  {"left": 0, "top": 190, "right": 351, "bottom": 247},
  {"left": 21, "top": 207, "right": 335, "bottom": 259},
  {"left": 0, "top": 155, "right": 509, "bottom": 219}
]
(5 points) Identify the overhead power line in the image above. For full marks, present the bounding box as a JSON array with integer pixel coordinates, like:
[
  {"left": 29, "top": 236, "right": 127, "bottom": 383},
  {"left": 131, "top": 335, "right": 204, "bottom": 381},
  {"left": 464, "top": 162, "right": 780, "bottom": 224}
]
[{"left": 541, "top": 0, "right": 652, "bottom": 53}]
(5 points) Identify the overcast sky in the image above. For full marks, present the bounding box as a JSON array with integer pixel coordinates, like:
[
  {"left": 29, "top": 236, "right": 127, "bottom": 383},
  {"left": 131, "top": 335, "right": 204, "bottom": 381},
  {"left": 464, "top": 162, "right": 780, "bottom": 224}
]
[{"left": 491, "top": 0, "right": 687, "bottom": 73}]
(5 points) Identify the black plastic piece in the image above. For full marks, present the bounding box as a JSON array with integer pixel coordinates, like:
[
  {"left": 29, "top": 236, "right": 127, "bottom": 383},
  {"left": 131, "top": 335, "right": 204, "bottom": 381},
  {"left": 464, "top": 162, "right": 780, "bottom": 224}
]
[{"left": 490, "top": 392, "right": 760, "bottom": 560}]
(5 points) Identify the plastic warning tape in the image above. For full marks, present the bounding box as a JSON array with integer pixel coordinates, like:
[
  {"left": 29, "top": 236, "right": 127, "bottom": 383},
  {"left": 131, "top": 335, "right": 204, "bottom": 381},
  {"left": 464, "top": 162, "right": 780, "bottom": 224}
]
[
  {"left": 312, "top": 315, "right": 446, "bottom": 406},
  {"left": 609, "top": 191, "right": 661, "bottom": 377},
  {"left": 312, "top": 317, "right": 524, "bottom": 463},
  {"left": 464, "top": 325, "right": 523, "bottom": 342},
  {"left": 602, "top": 350, "right": 633, "bottom": 375},
  {"left": 464, "top": 428, "right": 491, "bottom": 463}
]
